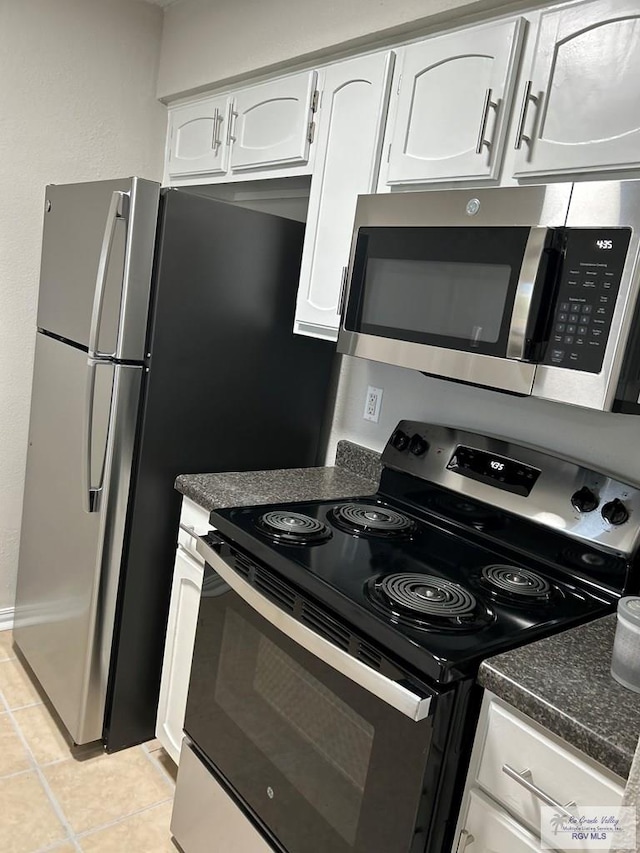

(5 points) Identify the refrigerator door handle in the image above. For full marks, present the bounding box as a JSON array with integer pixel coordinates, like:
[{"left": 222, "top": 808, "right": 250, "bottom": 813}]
[
  {"left": 82, "top": 358, "right": 109, "bottom": 513},
  {"left": 88, "top": 191, "right": 128, "bottom": 359}
]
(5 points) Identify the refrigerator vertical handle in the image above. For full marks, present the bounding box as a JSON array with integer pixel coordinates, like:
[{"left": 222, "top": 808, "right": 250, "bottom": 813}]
[
  {"left": 88, "top": 191, "right": 128, "bottom": 359},
  {"left": 82, "top": 359, "right": 108, "bottom": 513}
]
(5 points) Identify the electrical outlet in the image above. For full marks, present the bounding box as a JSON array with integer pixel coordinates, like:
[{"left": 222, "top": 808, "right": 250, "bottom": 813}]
[{"left": 363, "top": 386, "right": 383, "bottom": 422}]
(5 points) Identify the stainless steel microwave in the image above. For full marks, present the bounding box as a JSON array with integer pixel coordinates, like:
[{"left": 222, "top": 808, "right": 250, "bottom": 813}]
[{"left": 337, "top": 181, "right": 640, "bottom": 413}]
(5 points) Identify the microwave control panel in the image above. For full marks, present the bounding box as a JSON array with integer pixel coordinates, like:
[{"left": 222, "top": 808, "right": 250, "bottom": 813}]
[{"left": 542, "top": 228, "right": 631, "bottom": 372}]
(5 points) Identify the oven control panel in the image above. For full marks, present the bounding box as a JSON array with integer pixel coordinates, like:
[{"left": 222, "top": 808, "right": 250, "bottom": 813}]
[
  {"left": 384, "top": 420, "right": 640, "bottom": 556},
  {"left": 446, "top": 445, "right": 540, "bottom": 497},
  {"left": 542, "top": 228, "right": 631, "bottom": 372}
]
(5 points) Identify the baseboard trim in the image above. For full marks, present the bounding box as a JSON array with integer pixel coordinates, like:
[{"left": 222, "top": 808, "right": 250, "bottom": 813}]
[{"left": 0, "top": 607, "right": 15, "bottom": 632}]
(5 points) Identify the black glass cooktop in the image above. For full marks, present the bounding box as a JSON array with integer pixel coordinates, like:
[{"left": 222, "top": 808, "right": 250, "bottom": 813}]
[{"left": 210, "top": 486, "right": 620, "bottom": 684}]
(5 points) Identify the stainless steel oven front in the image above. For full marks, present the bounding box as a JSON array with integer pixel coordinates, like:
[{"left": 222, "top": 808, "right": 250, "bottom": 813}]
[
  {"left": 171, "top": 537, "right": 466, "bottom": 853},
  {"left": 337, "top": 181, "right": 640, "bottom": 412}
]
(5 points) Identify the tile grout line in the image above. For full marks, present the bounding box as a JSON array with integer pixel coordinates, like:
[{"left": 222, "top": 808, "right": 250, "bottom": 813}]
[
  {"left": 8, "top": 704, "right": 174, "bottom": 846},
  {"left": 5, "top": 701, "right": 83, "bottom": 851},
  {"left": 1, "top": 666, "right": 175, "bottom": 850},
  {"left": 72, "top": 797, "right": 175, "bottom": 841},
  {"left": 140, "top": 743, "right": 178, "bottom": 791}
]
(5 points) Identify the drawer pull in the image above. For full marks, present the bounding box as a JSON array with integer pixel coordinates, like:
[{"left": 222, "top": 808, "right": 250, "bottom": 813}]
[
  {"left": 455, "top": 828, "right": 475, "bottom": 853},
  {"left": 502, "top": 764, "right": 578, "bottom": 819}
]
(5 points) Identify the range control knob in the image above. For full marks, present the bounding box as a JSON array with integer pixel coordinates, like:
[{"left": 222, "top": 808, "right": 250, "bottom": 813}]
[
  {"left": 409, "top": 434, "right": 429, "bottom": 457},
  {"left": 391, "top": 429, "right": 409, "bottom": 451},
  {"left": 570, "top": 486, "right": 599, "bottom": 513},
  {"left": 601, "top": 498, "right": 629, "bottom": 526}
]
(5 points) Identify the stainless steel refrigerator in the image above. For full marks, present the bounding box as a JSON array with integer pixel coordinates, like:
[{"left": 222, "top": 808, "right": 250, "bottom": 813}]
[{"left": 14, "top": 178, "right": 333, "bottom": 752}]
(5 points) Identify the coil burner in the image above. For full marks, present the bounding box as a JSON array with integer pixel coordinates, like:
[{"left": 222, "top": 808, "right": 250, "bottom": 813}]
[
  {"left": 479, "top": 564, "right": 553, "bottom": 604},
  {"left": 256, "top": 511, "right": 331, "bottom": 545},
  {"left": 329, "top": 503, "right": 416, "bottom": 539},
  {"left": 367, "top": 572, "right": 495, "bottom": 632}
]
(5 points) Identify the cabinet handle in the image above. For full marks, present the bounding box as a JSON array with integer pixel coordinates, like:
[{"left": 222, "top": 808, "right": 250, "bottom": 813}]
[
  {"left": 226, "top": 106, "right": 238, "bottom": 145},
  {"left": 502, "top": 764, "right": 578, "bottom": 819},
  {"left": 475, "top": 87, "right": 497, "bottom": 155},
  {"left": 514, "top": 80, "right": 539, "bottom": 150},
  {"left": 455, "top": 829, "right": 474, "bottom": 853},
  {"left": 212, "top": 108, "right": 223, "bottom": 152}
]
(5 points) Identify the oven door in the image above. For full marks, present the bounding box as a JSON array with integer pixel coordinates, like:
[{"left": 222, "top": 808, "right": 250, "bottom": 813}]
[{"left": 184, "top": 538, "right": 448, "bottom": 853}]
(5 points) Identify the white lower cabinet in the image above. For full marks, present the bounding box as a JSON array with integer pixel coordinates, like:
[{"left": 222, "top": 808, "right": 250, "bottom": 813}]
[
  {"left": 458, "top": 789, "right": 543, "bottom": 853},
  {"left": 452, "top": 693, "right": 625, "bottom": 853},
  {"left": 156, "top": 498, "right": 209, "bottom": 765}
]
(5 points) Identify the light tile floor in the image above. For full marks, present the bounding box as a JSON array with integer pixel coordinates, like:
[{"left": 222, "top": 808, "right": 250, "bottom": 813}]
[{"left": 0, "top": 630, "right": 178, "bottom": 852}]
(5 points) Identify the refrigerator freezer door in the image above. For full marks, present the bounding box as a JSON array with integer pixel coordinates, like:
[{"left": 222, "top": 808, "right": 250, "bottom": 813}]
[
  {"left": 14, "top": 333, "right": 142, "bottom": 744},
  {"left": 36, "top": 178, "right": 159, "bottom": 361}
]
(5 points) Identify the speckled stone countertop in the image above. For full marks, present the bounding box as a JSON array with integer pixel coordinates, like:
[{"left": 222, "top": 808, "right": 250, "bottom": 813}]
[
  {"left": 174, "top": 440, "right": 381, "bottom": 513},
  {"left": 479, "top": 615, "right": 640, "bottom": 779}
]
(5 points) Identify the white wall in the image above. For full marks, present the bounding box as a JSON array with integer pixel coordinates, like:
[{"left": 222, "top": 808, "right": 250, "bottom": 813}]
[
  {"left": 157, "top": 0, "right": 524, "bottom": 99},
  {"left": 326, "top": 356, "right": 640, "bottom": 485},
  {"left": 0, "top": 0, "right": 166, "bottom": 616}
]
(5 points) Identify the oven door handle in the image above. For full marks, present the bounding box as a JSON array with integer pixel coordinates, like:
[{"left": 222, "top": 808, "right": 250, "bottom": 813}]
[
  {"left": 506, "top": 226, "right": 550, "bottom": 361},
  {"left": 197, "top": 538, "right": 433, "bottom": 722}
]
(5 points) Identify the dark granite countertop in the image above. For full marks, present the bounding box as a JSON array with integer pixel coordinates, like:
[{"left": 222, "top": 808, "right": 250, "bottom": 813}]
[
  {"left": 175, "top": 440, "right": 381, "bottom": 513},
  {"left": 479, "top": 615, "right": 640, "bottom": 779}
]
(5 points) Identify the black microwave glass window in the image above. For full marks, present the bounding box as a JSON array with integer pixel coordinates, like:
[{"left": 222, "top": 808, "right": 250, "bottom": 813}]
[
  {"left": 361, "top": 258, "right": 511, "bottom": 344},
  {"left": 345, "top": 226, "right": 531, "bottom": 358},
  {"left": 215, "top": 608, "right": 374, "bottom": 846}
]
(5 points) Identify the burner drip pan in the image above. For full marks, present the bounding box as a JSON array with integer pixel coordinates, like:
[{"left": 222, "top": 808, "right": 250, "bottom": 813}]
[
  {"left": 367, "top": 572, "right": 495, "bottom": 633},
  {"left": 329, "top": 503, "right": 416, "bottom": 538},
  {"left": 256, "top": 511, "right": 331, "bottom": 545}
]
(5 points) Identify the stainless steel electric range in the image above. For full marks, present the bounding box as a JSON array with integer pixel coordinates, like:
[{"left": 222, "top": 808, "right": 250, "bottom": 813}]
[{"left": 171, "top": 421, "right": 640, "bottom": 853}]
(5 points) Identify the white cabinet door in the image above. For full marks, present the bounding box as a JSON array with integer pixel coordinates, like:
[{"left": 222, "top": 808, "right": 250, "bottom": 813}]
[
  {"left": 513, "top": 0, "right": 640, "bottom": 176},
  {"left": 476, "top": 699, "right": 623, "bottom": 845},
  {"left": 230, "top": 71, "right": 317, "bottom": 172},
  {"left": 294, "top": 52, "right": 395, "bottom": 340},
  {"left": 384, "top": 19, "right": 524, "bottom": 185},
  {"left": 167, "top": 96, "right": 231, "bottom": 178},
  {"left": 454, "top": 789, "right": 543, "bottom": 853},
  {"left": 156, "top": 546, "right": 204, "bottom": 765}
]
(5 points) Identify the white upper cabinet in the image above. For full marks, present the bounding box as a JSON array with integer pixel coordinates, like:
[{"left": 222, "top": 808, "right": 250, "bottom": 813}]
[
  {"left": 166, "top": 71, "right": 317, "bottom": 181},
  {"left": 383, "top": 19, "right": 525, "bottom": 185},
  {"left": 167, "top": 96, "right": 231, "bottom": 178},
  {"left": 294, "top": 52, "right": 395, "bottom": 339},
  {"left": 513, "top": 0, "right": 640, "bottom": 177},
  {"left": 229, "top": 71, "right": 317, "bottom": 172}
]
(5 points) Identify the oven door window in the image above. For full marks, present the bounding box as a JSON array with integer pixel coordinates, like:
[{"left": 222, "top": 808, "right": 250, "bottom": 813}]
[
  {"left": 185, "top": 569, "right": 445, "bottom": 853},
  {"left": 344, "top": 226, "right": 531, "bottom": 357}
]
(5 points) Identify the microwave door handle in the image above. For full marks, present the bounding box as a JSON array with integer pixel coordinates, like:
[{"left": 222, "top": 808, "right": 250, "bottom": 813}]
[
  {"left": 89, "top": 190, "right": 128, "bottom": 359},
  {"left": 196, "top": 537, "right": 433, "bottom": 722},
  {"left": 506, "top": 227, "right": 550, "bottom": 361},
  {"left": 338, "top": 265, "right": 349, "bottom": 318}
]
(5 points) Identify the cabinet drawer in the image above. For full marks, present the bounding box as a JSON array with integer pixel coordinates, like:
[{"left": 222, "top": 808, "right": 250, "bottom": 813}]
[
  {"left": 476, "top": 700, "right": 623, "bottom": 842},
  {"left": 177, "top": 496, "right": 212, "bottom": 560},
  {"left": 454, "top": 788, "right": 542, "bottom": 853}
]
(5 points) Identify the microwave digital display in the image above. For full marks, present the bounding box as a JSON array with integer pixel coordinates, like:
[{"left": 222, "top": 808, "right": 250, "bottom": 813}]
[{"left": 447, "top": 445, "right": 540, "bottom": 496}]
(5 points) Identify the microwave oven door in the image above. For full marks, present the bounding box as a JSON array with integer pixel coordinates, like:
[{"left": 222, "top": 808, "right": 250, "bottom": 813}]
[{"left": 338, "top": 185, "right": 572, "bottom": 396}]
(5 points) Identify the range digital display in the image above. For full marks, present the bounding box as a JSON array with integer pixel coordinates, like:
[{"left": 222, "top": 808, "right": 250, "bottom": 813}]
[{"left": 447, "top": 445, "right": 540, "bottom": 496}]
